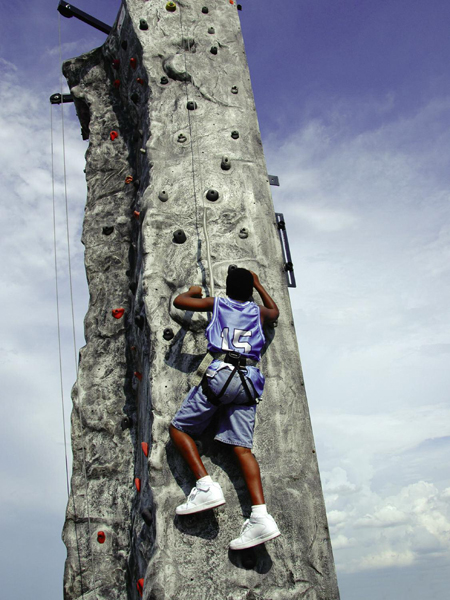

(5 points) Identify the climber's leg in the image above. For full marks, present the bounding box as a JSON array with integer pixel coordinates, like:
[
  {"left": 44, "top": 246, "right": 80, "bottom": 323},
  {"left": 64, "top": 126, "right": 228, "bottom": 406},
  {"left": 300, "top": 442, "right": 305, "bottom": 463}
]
[{"left": 232, "top": 446, "right": 265, "bottom": 506}]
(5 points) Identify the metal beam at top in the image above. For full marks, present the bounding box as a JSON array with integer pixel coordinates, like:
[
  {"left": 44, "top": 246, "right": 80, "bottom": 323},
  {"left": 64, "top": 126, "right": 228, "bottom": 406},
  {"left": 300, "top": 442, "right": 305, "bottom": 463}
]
[{"left": 57, "top": 1, "right": 112, "bottom": 35}]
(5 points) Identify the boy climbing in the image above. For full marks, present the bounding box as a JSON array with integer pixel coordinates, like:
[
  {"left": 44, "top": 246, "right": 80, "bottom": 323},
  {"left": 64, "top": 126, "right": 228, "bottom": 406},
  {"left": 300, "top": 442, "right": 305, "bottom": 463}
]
[{"left": 169, "top": 268, "right": 281, "bottom": 550}]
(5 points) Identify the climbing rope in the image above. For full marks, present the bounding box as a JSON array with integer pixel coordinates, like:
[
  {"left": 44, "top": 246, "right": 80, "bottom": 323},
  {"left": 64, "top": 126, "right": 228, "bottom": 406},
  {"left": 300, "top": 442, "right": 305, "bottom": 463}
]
[
  {"left": 178, "top": 6, "right": 215, "bottom": 297},
  {"left": 56, "top": 14, "right": 99, "bottom": 599}
]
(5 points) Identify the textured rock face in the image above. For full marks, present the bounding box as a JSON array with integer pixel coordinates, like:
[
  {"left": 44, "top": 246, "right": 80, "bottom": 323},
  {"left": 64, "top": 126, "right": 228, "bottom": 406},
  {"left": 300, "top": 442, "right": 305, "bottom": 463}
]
[{"left": 62, "top": 2, "right": 339, "bottom": 600}]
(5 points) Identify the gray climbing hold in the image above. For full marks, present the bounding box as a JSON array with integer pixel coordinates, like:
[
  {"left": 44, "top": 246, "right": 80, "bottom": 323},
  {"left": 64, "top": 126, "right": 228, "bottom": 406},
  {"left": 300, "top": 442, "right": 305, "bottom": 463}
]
[
  {"left": 131, "top": 93, "right": 139, "bottom": 104},
  {"left": 121, "top": 40, "right": 128, "bottom": 50},
  {"left": 231, "top": 86, "right": 238, "bottom": 94},
  {"left": 129, "top": 282, "right": 138, "bottom": 295},
  {"left": 210, "top": 46, "right": 218, "bottom": 55},
  {"left": 221, "top": 156, "right": 231, "bottom": 171},
  {"left": 158, "top": 191, "right": 169, "bottom": 202},
  {"left": 177, "top": 133, "right": 187, "bottom": 143},
  {"left": 135, "top": 315, "right": 145, "bottom": 330},
  {"left": 202, "top": 7, "right": 209, "bottom": 14},
  {"left": 231, "top": 130, "right": 240, "bottom": 139},
  {"left": 187, "top": 101, "right": 198, "bottom": 111},
  {"left": 161, "top": 76, "right": 169, "bottom": 85},
  {"left": 141, "top": 509, "right": 153, "bottom": 527},
  {"left": 139, "top": 19, "right": 149, "bottom": 30},
  {"left": 208, "top": 27, "right": 215, "bottom": 34},
  {"left": 121, "top": 417, "right": 131, "bottom": 431},
  {"left": 102, "top": 226, "right": 114, "bottom": 236},
  {"left": 173, "top": 230, "right": 187, "bottom": 244},
  {"left": 239, "top": 228, "right": 248, "bottom": 239},
  {"left": 133, "top": 179, "right": 141, "bottom": 189},
  {"left": 206, "top": 189, "right": 219, "bottom": 202},
  {"left": 163, "top": 328, "right": 175, "bottom": 341}
]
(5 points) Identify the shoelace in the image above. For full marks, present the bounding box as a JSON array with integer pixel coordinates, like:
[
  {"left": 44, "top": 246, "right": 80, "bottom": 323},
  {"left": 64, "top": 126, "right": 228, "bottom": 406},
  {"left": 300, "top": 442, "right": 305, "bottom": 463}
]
[
  {"left": 240, "top": 519, "right": 253, "bottom": 534},
  {"left": 187, "top": 487, "right": 199, "bottom": 502}
]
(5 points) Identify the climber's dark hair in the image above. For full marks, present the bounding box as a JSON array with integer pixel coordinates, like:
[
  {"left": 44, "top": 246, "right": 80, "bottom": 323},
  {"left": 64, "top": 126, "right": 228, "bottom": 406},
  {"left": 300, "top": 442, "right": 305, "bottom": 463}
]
[{"left": 226, "top": 268, "right": 253, "bottom": 301}]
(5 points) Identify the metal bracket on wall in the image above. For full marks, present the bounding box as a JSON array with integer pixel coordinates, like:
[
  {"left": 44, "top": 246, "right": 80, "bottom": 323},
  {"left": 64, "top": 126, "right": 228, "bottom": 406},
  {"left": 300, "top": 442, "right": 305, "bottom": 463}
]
[
  {"left": 275, "top": 213, "right": 296, "bottom": 288},
  {"left": 57, "top": 1, "right": 112, "bottom": 34},
  {"left": 268, "top": 175, "right": 280, "bottom": 186},
  {"left": 50, "top": 93, "right": 74, "bottom": 105}
]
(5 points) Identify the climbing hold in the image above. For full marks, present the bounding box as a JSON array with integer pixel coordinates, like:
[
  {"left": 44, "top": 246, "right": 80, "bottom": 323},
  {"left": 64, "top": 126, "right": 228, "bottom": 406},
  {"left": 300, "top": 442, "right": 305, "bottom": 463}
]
[
  {"left": 133, "top": 179, "right": 141, "bottom": 189},
  {"left": 112, "top": 308, "right": 125, "bottom": 319},
  {"left": 208, "top": 26, "right": 215, "bottom": 34},
  {"left": 140, "top": 148, "right": 146, "bottom": 154},
  {"left": 221, "top": 156, "right": 231, "bottom": 171},
  {"left": 239, "top": 228, "right": 249, "bottom": 239},
  {"left": 161, "top": 76, "right": 169, "bottom": 85},
  {"left": 102, "top": 226, "right": 114, "bottom": 236},
  {"left": 177, "top": 133, "right": 187, "bottom": 143},
  {"left": 238, "top": 4, "right": 242, "bottom": 10},
  {"left": 130, "top": 57, "right": 137, "bottom": 70},
  {"left": 135, "top": 478, "right": 141, "bottom": 492},
  {"left": 141, "top": 509, "right": 153, "bottom": 527},
  {"left": 277, "top": 220, "right": 286, "bottom": 231},
  {"left": 134, "top": 371, "right": 143, "bottom": 381},
  {"left": 202, "top": 6, "right": 209, "bottom": 13},
  {"left": 141, "top": 442, "right": 149, "bottom": 457},
  {"left": 121, "top": 40, "right": 128, "bottom": 50},
  {"left": 125, "top": 175, "right": 134, "bottom": 184},
  {"left": 113, "top": 79, "right": 121, "bottom": 89},
  {"left": 121, "top": 416, "right": 131, "bottom": 431},
  {"left": 135, "top": 315, "right": 145, "bottom": 330},
  {"left": 133, "top": 211, "right": 141, "bottom": 221},
  {"left": 210, "top": 46, "right": 218, "bottom": 55},
  {"left": 112, "top": 59, "right": 120, "bottom": 69},
  {"left": 137, "top": 579, "right": 144, "bottom": 597},
  {"left": 131, "top": 346, "right": 136, "bottom": 352},
  {"left": 206, "top": 189, "right": 219, "bottom": 202},
  {"left": 228, "top": 264, "right": 238, "bottom": 273},
  {"left": 129, "top": 282, "right": 138, "bottom": 294},
  {"left": 166, "top": 1, "right": 176, "bottom": 12},
  {"left": 158, "top": 190, "right": 169, "bottom": 202},
  {"left": 230, "top": 0, "right": 234, "bottom": 4},
  {"left": 231, "top": 130, "right": 239, "bottom": 139},
  {"left": 231, "top": 86, "right": 238, "bottom": 94},
  {"left": 110, "top": 131, "right": 119, "bottom": 141},
  {"left": 97, "top": 531, "right": 106, "bottom": 544},
  {"left": 163, "top": 328, "right": 175, "bottom": 341},
  {"left": 131, "top": 93, "right": 139, "bottom": 104},
  {"left": 136, "top": 77, "right": 144, "bottom": 85},
  {"left": 139, "top": 18, "right": 148, "bottom": 30},
  {"left": 187, "top": 101, "right": 197, "bottom": 111},
  {"left": 284, "top": 262, "right": 294, "bottom": 272},
  {"left": 173, "top": 230, "right": 187, "bottom": 244}
]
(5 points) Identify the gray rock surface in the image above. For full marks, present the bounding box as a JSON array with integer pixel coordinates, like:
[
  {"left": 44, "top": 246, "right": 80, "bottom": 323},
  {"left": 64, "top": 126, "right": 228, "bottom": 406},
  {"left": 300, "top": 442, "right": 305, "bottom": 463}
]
[{"left": 62, "top": 2, "right": 340, "bottom": 599}]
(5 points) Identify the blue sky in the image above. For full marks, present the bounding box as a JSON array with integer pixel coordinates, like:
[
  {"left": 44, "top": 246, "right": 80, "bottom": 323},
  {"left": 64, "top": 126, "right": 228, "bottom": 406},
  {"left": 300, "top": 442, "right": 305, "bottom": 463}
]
[{"left": 1, "top": 1, "right": 450, "bottom": 599}]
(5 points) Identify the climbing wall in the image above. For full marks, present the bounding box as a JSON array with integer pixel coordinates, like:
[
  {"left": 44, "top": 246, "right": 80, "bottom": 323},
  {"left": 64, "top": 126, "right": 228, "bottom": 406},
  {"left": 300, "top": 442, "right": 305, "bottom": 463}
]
[{"left": 62, "top": 2, "right": 340, "bottom": 599}]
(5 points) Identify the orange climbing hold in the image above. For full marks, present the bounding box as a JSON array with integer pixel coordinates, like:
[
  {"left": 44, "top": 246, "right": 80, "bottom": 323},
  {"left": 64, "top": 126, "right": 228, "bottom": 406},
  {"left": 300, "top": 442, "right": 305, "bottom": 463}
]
[
  {"left": 112, "top": 308, "right": 125, "bottom": 319},
  {"left": 137, "top": 579, "right": 144, "bottom": 597},
  {"left": 141, "top": 442, "right": 149, "bottom": 457},
  {"left": 130, "top": 58, "right": 137, "bottom": 70},
  {"left": 110, "top": 131, "right": 119, "bottom": 141},
  {"left": 134, "top": 371, "right": 143, "bottom": 381},
  {"left": 112, "top": 59, "right": 120, "bottom": 69},
  {"left": 113, "top": 79, "right": 121, "bottom": 89},
  {"left": 135, "top": 478, "right": 141, "bottom": 492},
  {"left": 97, "top": 531, "right": 106, "bottom": 544},
  {"left": 136, "top": 77, "right": 144, "bottom": 85},
  {"left": 125, "top": 175, "right": 134, "bottom": 184},
  {"left": 133, "top": 211, "right": 141, "bottom": 221},
  {"left": 230, "top": 0, "right": 234, "bottom": 4}
]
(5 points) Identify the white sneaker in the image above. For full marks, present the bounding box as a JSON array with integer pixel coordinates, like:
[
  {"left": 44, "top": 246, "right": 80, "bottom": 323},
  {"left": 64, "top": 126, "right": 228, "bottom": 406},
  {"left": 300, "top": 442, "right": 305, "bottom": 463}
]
[
  {"left": 176, "top": 480, "right": 226, "bottom": 515},
  {"left": 229, "top": 514, "right": 280, "bottom": 550}
]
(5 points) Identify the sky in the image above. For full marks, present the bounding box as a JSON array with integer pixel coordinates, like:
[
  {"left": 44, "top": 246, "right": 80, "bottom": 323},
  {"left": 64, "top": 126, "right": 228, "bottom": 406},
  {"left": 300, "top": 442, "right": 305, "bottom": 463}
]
[{"left": 0, "top": 1, "right": 449, "bottom": 599}]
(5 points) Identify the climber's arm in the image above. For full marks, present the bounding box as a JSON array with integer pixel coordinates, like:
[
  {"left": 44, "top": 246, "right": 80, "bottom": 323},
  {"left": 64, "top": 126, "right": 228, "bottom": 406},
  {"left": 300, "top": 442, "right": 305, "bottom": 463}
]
[
  {"left": 173, "top": 286, "right": 215, "bottom": 312},
  {"left": 251, "top": 272, "right": 279, "bottom": 325}
]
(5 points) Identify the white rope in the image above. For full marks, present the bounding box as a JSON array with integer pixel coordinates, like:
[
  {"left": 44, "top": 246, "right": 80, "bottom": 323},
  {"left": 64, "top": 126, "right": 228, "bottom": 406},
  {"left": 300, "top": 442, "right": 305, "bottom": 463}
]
[
  {"left": 58, "top": 14, "right": 98, "bottom": 599},
  {"left": 178, "top": 6, "right": 215, "bottom": 297}
]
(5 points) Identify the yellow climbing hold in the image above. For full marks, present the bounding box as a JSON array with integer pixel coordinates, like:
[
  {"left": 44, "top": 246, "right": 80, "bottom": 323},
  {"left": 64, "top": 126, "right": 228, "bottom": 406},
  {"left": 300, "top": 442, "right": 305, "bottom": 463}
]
[{"left": 166, "top": 1, "right": 176, "bottom": 11}]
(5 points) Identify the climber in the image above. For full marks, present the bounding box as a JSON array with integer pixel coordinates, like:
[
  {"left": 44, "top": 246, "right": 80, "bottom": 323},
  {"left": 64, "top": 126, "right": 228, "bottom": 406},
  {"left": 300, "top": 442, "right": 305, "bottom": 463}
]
[{"left": 169, "top": 268, "right": 281, "bottom": 550}]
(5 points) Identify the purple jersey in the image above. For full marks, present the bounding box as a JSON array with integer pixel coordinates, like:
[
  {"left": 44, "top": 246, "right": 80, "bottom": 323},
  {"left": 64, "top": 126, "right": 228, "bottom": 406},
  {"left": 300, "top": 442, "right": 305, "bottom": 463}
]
[{"left": 205, "top": 297, "right": 265, "bottom": 361}]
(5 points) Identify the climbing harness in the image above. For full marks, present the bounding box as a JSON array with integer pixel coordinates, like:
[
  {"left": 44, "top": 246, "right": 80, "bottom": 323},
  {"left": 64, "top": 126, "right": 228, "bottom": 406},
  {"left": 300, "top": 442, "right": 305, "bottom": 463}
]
[{"left": 200, "top": 351, "right": 260, "bottom": 407}]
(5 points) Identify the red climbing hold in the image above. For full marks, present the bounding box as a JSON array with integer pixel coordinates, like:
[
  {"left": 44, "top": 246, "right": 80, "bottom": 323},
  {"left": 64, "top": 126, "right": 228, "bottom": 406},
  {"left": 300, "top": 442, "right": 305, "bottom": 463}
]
[
  {"left": 141, "top": 442, "right": 149, "bottom": 457},
  {"left": 130, "top": 58, "right": 137, "bottom": 70},
  {"left": 112, "top": 59, "right": 120, "bottom": 69},
  {"left": 110, "top": 131, "right": 119, "bottom": 141},
  {"left": 136, "top": 77, "right": 144, "bottom": 85},
  {"left": 97, "top": 531, "right": 106, "bottom": 544},
  {"left": 135, "top": 478, "right": 141, "bottom": 492},
  {"left": 137, "top": 579, "right": 144, "bottom": 597},
  {"left": 113, "top": 79, "right": 121, "bottom": 89},
  {"left": 134, "top": 371, "right": 143, "bottom": 381},
  {"left": 125, "top": 175, "right": 134, "bottom": 184},
  {"left": 133, "top": 211, "right": 141, "bottom": 221},
  {"left": 131, "top": 346, "right": 136, "bottom": 352},
  {"left": 112, "top": 308, "right": 125, "bottom": 319},
  {"left": 230, "top": 0, "right": 234, "bottom": 4}
]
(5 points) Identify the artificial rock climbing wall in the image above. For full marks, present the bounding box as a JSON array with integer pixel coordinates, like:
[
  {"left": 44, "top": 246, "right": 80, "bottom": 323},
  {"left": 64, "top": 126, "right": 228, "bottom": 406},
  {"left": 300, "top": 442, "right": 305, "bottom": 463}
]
[{"left": 62, "top": 2, "right": 340, "bottom": 599}]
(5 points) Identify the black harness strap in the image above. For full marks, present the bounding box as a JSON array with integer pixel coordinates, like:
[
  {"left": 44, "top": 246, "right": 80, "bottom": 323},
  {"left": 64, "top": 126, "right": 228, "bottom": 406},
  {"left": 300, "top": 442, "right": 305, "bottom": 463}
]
[{"left": 201, "top": 352, "right": 259, "bottom": 407}]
